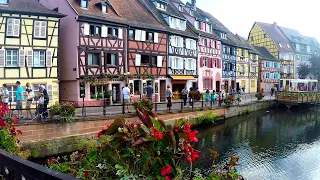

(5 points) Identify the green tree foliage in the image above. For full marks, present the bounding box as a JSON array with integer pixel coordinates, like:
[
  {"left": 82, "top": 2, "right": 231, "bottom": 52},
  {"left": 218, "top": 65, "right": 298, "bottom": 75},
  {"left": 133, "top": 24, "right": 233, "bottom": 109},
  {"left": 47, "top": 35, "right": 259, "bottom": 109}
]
[
  {"left": 297, "top": 63, "right": 311, "bottom": 79},
  {"left": 309, "top": 55, "right": 320, "bottom": 81}
]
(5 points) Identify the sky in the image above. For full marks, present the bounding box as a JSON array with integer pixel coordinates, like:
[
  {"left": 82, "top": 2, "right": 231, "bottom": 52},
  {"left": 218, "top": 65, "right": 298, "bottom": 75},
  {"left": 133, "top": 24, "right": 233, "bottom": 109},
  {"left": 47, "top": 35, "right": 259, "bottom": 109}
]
[{"left": 181, "top": 0, "right": 320, "bottom": 41}]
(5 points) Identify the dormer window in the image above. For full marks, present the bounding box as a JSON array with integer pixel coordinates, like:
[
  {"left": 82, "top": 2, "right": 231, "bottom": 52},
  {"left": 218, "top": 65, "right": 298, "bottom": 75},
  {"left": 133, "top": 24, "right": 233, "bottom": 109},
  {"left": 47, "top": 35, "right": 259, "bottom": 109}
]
[
  {"left": 168, "top": 16, "right": 186, "bottom": 30},
  {"left": 80, "top": 0, "right": 88, "bottom": 8},
  {"left": 307, "top": 45, "right": 311, "bottom": 53},
  {"left": 190, "top": 9, "right": 194, "bottom": 16},
  {"left": 279, "top": 43, "right": 282, "bottom": 48},
  {"left": 194, "top": 21, "right": 199, "bottom": 30},
  {"left": 102, "top": 5, "right": 107, "bottom": 13},
  {"left": 156, "top": 2, "right": 166, "bottom": 10},
  {"left": 296, "top": 44, "right": 300, "bottom": 51},
  {"left": 286, "top": 44, "right": 290, "bottom": 48},
  {"left": 220, "top": 32, "right": 227, "bottom": 39},
  {"left": 178, "top": 4, "right": 183, "bottom": 12},
  {"left": 0, "top": 0, "right": 9, "bottom": 4}
]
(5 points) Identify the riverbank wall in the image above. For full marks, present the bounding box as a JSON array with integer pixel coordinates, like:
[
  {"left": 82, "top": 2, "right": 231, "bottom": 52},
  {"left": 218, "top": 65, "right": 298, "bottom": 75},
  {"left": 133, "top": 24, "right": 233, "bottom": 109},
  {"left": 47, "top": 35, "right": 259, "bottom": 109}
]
[{"left": 20, "top": 100, "right": 275, "bottom": 158}]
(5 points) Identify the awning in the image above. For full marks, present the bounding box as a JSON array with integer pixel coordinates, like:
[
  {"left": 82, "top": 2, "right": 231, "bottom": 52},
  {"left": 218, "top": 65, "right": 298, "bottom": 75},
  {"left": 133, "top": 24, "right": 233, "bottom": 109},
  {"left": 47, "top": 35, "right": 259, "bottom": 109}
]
[{"left": 170, "top": 75, "right": 195, "bottom": 80}]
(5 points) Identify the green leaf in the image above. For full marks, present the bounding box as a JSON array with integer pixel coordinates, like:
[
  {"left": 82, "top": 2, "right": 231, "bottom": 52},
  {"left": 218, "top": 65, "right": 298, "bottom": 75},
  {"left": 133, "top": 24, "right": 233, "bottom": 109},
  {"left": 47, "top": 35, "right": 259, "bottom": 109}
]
[
  {"left": 174, "top": 119, "right": 185, "bottom": 128},
  {"left": 115, "top": 164, "right": 124, "bottom": 170},
  {"left": 152, "top": 118, "right": 162, "bottom": 131},
  {"left": 138, "top": 153, "right": 150, "bottom": 167},
  {"left": 132, "top": 137, "right": 150, "bottom": 147}
]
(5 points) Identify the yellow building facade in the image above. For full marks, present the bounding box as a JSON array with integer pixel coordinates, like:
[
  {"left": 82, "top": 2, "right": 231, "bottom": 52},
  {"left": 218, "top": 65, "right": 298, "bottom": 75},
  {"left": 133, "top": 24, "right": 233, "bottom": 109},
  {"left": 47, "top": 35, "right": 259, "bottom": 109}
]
[
  {"left": 236, "top": 48, "right": 250, "bottom": 93},
  {"left": 0, "top": 9, "right": 63, "bottom": 105}
]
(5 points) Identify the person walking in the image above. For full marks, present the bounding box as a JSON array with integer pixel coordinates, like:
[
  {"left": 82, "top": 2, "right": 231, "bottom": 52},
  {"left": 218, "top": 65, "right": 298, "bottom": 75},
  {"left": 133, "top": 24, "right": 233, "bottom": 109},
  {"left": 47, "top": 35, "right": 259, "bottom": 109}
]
[
  {"left": 166, "top": 85, "right": 173, "bottom": 112},
  {"left": 122, "top": 83, "right": 131, "bottom": 113},
  {"left": 25, "top": 83, "right": 34, "bottom": 119},
  {"left": 211, "top": 90, "right": 216, "bottom": 107},
  {"left": 188, "top": 87, "right": 194, "bottom": 107},
  {"left": 1, "top": 84, "right": 9, "bottom": 107},
  {"left": 181, "top": 86, "right": 188, "bottom": 107},
  {"left": 39, "top": 85, "right": 49, "bottom": 119},
  {"left": 145, "top": 82, "right": 153, "bottom": 102},
  {"left": 271, "top": 87, "right": 275, "bottom": 96},
  {"left": 204, "top": 89, "right": 210, "bottom": 107},
  {"left": 15, "top": 81, "right": 24, "bottom": 119}
]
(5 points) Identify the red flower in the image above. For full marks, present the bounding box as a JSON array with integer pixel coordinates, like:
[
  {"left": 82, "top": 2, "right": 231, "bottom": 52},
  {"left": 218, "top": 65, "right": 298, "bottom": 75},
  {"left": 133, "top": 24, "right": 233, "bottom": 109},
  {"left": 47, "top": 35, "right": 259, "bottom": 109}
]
[
  {"left": 185, "top": 130, "right": 198, "bottom": 142},
  {"left": 97, "top": 131, "right": 103, "bottom": 138},
  {"left": 105, "top": 124, "right": 110, "bottom": 128},
  {"left": 160, "top": 164, "right": 172, "bottom": 177},
  {"left": 47, "top": 157, "right": 57, "bottom": 164},
  {"left": 152, "top": 128, "right": 163, "bottom": 140},
  {"left": 0, "top": 120, "right": 6, "bottom": 128},
  {"left": 16, "top": 130, "right": 23, "bottom": 135},
  {"left": 13, "top": 119, "right": 18, "bottom": 123},
  {"left": 165, "top": 176, "right": 171, "bottom": 180},
  {"left": 191, "top": 150, "right": 200, "bottom": 162},
  {"left": 183, "top": 123, "right": 191, "bottom": 133},
  {"left": 84, "top": 171, "right": 89, "bottom": 178}
]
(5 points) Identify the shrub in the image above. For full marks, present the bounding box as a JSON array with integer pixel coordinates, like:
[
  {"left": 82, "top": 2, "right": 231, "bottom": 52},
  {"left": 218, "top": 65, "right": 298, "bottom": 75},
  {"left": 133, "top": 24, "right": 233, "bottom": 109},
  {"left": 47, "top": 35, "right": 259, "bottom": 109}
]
[
  {"left": 132, "top": 98, "right": 153, "bottom": 111},
  {"left": 224, "top": 95, "right": 235, "bottom": 107},
  {"left": 193, "top": 111, "right": 215, "bottom": 125},
  {"left": 49, "top": 102, "right": 76, "bottom": 123},
  {"left": 255, "top": 92, "right": 265, "bottom": 100}
]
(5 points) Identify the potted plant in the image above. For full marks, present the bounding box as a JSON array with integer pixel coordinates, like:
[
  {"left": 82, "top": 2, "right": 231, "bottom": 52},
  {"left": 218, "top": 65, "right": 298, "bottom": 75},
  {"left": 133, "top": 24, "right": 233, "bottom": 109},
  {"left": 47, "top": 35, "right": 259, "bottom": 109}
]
[
  {"left": 223, "top": 95, "right": 235, "bottom": 107},
  {"left": 255, "top": 92, "right": 265, "bottom": 100}
]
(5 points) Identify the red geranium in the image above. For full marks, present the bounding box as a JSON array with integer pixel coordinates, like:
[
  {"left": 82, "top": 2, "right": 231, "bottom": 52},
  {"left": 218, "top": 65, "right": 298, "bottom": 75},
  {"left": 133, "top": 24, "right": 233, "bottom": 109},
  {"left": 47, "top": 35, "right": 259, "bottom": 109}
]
[
  {"left": 160, "top": 164, "right": 172, "bottom": 177},
  {"left": 152, "top": 128, "right": 163, "bottom": 140},
  {"left": 84, "top": 171, "right": 89, "bottom": 178}
]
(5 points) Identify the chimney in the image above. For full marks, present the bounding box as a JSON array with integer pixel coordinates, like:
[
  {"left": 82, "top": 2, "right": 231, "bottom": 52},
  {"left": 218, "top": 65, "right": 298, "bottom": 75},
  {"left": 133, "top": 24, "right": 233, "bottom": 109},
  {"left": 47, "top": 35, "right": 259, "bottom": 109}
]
[
  {"left": 191, "top": 0, "right": 196, "bottom": 9},
  {"left": 273, "top": 22, "right": 277, "bottom": 26}
]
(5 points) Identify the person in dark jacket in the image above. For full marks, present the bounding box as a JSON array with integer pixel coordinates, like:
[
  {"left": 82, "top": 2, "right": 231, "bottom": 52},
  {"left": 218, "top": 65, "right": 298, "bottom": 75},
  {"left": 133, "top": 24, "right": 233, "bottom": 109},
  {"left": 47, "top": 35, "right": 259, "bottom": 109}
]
[{"left": 39, "top": 85, "right": 49, "bottom": 119}]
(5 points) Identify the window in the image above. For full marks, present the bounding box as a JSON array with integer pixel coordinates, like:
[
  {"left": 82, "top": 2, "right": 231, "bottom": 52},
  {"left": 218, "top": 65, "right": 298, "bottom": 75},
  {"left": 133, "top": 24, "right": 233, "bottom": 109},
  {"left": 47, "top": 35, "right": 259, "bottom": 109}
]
[
  {"left": 279, "top": 43, "right": 282, "bottom": 48},
  {"left": 241, "top": 49, "right": 244, "bottom": 56},
  {"left": 107, "top": 27, "right": 118, "bottom": 36},
  {"left": 6, "top": 50, "right": 18, "bottom": 67},
  {"left": 307, "top": 45, "right": 311, "bottom": 53},
  {"left": 202, "top": 38, "right": 207, "bottom": 46},
  {"left": 214, "top": 59, "right": 217, "bottom": 68},
  {"left": 190, "top": 9, "right": 194, "bottom": 16},
  {"left": 203, "top": 78, "right": 212, "bottom": 90},
  {"left": 105, "top": 53, "right": 117, "bottom": 66},
  {"left": 204, "top": 57, "right": 208, "bottom": 67},
  {"left": 220, "top": 32, "right": 227, "bottom": 39},
  {"left": 265, "top": 61, "right": 270, "bottom": 67},
  {"left": 171, "top": 36, "right": 183, "bottom": 47},
  {"left": 87, "top": 52, "right": 100, "bottom": 66},
  {"left": 178, "top": 5, "right": 183, "bottom": 12},
  {"left": 274, "top": 73, "right": 278, "bottom": 79},
  {"left": 33, "top": 50, "right": 45, "bottom": 67},
  {"left": 34, "top": 21, "right": 47, "bottom": 38},
  {"left": 194, "top": 21, "right": 200, "bottom": 30},
  {"left": 296, "top": 44, "right": 300, "bottom": 51},
  {"left": 0, "top": 0, "right": 9, "bottom": 4},
  {"left": 33, "top": 84, "right": 46, "bottom": 98},
  {"left": 141, "top": 55, "right": 149, "bottom": 65},
  {"left": 156, "top": 2, "right": 166, "bottom": 10},
  {"left": 187, "top": 59, "right": 192, "bottom": 70},
  {"left": 151, "top": 56, "right": 157, "bottom": 67},
  {"left": 240, "top": 65, "right": 244, "bottom": 72},
  {"left": 251, "top": 67, "right": 256, "bottom": 72},
  {"left": 265, "top": 84, "right": 270, "bottom": 91},
  {"left": 90, "top": 84, "right": 108, "bottom": 99},
  {"left": 169, "top": 17, "right": 186, "bottom": 30},
  {"left": 250, "top": 80, "right": 255, "bottom": 88},
  {"left": 6, "top": 18, "right": 20, "bottom": 37},
  {"left": 134, "top": 80, "right": 141, "bottom": 95},
  {"left": 146, "top": 32, "right": 153, "bottom": 41},
  {"left": 129, "top": 30, "right": 134, "bottom": 40},
  {"left": 80, "top": 0, "right": 88, "bottom": 8},
  {"left": 286, "top": 44, "right": 290, "bottom": 48},
  {"left": 251, "top": 37, "right": 253, "bottom": 41},
  {"left": 90, "top": 25, "right": 101, "bottom": 36},
  {"left": 102, "top": 5, "right": 107, "bottom": 13},
  {"left": 264, "top": 34, "right": 267, "bottom": 38},
  {"left": 7, "top": 86, "right": 17, "bottom": 102},
  {"left": 266, "top": 73, "right": 270, "bottom": 79}
]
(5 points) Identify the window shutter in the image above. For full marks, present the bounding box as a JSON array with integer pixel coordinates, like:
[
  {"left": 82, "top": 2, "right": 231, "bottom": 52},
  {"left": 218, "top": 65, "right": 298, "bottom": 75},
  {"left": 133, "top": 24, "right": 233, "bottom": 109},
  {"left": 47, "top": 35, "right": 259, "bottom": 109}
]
[
  {"left": 6, "top": 18, "right": 13, "bottom": 36},
  {"left": 200, "top": 22, "right": 204, "bottom": 30},
  {"left": 185, "top": 59, "right": 188, "bottom": 70},
  {"left": 193, "top": 40, "right": 197, "bottom": 50},
  {"left": 217, "top": 59, "right": 221, "bottom": 68},
  {"left": 40, "top": 21, "right": 47, "bottom": 37},
  {"left": 157, "top": 56, "right": 162, "bottom": 67},
  {"left": 47, "top": 84, "right": 53, "bottom": 101},
  {"left": 170, "top": 36, "right": 175, "bottom": 46},
  {"left": 186, "top": 39, "right": 190, "bottom": 49},
  {"left": 118, "top": 28, "right": 123, "bottom": 39},
  {"left": 179, "top": 37, "right": 183, "bottom": 47},
  {"left": 154, "top": 32, "right": 158, "bottom": 43},
  {"left": 141, "top": 30, "right": 146, "bottom": 41},
  {"left": 264, "top": 73, "right": 266, "bottom": 79},
  {"left": 46, "top": 51, "right": 52, "bottom": 67},
  {"left": 209, "top": 58, "right": 213, "bottom": 68},
  {"left": 135, "top": 30, "right": 141, "bottom": 41},
  {"left": 13, "top": 19, "right": 20, "bottom": 37},
  {"left": 206, "top": 39, "right": 210, "bottom": 47},
  {"left": 101, "top": 26, "right": 108, "bottom": 37},
  {"left": 192, "top": 59, "right": 196, "bottom": 70},
  {"left": 200, "top": 57, "right": 204, "bottom": 67},
  {"left": 83, "top": 23, "right": 90, "bottom": 35},
  {"left": 199, "top": 38, "right": 202, "bottom": 46},
  {"left": 135, "top": 54, "right": 141, "bottom": 66},
  {"left": 27, "top": 50, "right": 33, "bottom": 67},
  {"left": 19, "top": 49, "right": 25, "bottom": 67},
  {"left": 34, "top": 21, "right": 40, "bottom": 37},
  {"left": 278, "top": 63, "right": 280, "bottom": 69},
  {"left": 0, "top": 49, "right": 5, "bottom": 67},
  {"left": 171, "top": 57, "right": 175, "bottom": 69},
  {"left": 278, "top": 74, "right": 280, "bottom": 79}
]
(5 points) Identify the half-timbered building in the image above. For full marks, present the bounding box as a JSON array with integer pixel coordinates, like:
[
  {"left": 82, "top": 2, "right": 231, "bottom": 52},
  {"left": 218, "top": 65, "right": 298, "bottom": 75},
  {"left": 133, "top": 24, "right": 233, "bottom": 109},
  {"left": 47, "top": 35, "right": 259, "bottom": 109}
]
[
  {"left": 0, "top": 0, "right": 63, "bottom": 104},
  {"left": 248, "top": 22, "right": 294, "bottom": 90},
  {"left": 179, "top": 1, "right": 222, "bottom": 92},
  {"left": 141, "top": 0, "right": 198, "bottom": 97},
  {"left": 40, "top": 0, "right": 127, "bottom": 106},
  {"left": 254, "top": 46, "right": 280, "bottom": 92}
]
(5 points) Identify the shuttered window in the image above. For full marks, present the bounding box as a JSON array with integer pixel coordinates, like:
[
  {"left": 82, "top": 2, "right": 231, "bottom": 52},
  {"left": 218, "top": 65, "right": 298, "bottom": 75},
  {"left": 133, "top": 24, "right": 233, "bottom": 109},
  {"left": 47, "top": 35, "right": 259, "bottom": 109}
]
[
  {"left": 33, "top": 50, "right": 45, "bottom": 67},
  {"left": 34, "top": 21, "right": 47, "bottom": 38},
  {"left": 6, "top": 50, "right": 18, "bottom": 67},
  {"left": 6, "top": 18, "right": 20, "bottom": 37}
]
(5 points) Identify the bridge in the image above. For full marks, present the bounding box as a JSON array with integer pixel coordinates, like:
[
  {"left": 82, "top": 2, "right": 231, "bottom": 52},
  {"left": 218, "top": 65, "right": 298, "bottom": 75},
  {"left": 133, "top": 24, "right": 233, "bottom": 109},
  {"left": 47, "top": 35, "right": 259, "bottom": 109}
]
[{"left": 275, "top": 91, "right": 320, "bottom": 108}]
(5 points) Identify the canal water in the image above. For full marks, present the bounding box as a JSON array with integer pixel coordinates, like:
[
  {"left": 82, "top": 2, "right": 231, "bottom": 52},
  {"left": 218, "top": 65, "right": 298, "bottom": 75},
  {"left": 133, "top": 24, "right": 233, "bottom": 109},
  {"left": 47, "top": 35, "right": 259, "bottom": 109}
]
[{"left": 194, "top": 108, "right": 320, "bottom": 180}]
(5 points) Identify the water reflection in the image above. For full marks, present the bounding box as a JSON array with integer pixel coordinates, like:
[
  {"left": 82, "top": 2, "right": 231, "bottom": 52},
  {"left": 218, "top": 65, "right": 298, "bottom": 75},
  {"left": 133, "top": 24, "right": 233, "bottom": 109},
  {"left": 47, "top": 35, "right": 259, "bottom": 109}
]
[{"left": 195, "top": 108, "right": 320, "bottom": 180}]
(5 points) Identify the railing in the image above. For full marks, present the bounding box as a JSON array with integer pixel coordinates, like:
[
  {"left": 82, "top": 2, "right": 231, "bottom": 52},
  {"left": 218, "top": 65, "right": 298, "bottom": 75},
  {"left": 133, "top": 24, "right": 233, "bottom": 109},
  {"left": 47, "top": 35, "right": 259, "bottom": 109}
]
[
  {"left": 0, "top": 150, "right": 78, "bottom": 180},
  {"left": 276, "top": 91, "right": 320, "bottom": 104}
]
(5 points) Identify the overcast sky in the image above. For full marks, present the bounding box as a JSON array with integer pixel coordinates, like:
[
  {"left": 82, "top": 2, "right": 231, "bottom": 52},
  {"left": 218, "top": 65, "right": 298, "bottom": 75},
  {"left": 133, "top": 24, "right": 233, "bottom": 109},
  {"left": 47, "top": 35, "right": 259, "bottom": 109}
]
[{"left": 182, "top": 0, "right": 320, "bottom": 41}]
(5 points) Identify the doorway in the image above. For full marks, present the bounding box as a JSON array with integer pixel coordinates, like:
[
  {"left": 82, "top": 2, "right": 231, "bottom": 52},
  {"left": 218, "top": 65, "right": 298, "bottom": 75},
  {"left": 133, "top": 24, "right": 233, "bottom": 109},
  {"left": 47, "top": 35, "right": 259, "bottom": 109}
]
[
  {"left": 216, "top": 81, "right": 220, "bottom": 92},
  {"left": 231, "top": 80, "right": 235, "bottom": 89},
  {"left": 111, "top": 84, "right": 121, "bottom": 104},
  {"left": 236, "top": 82, "right": 240, "bottom": 92},
  {"left": 160, "top": 80, "right": 166, "bottom": 102}
]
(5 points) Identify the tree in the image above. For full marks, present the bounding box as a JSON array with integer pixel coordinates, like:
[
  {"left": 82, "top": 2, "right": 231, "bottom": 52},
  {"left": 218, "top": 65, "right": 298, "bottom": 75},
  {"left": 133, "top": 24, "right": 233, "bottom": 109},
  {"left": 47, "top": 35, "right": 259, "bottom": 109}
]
[
  {"left": 309, "top": 55, "right": 320, "bottom": 81},
  {"left": 297, "top": 63, "right": 311, "bottom": 79}
]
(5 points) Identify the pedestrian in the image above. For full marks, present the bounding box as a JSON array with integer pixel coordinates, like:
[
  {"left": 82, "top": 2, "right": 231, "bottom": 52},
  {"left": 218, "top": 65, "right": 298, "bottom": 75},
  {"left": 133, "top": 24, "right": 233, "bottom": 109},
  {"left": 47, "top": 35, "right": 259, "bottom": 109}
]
[
  {"left": 271, "top": 87, "right": 275, "bottom": 96},
  {"left": 211, "top": 90, "right": 216, "bottom": 107},
  {"left": 1, "top": 84, "right": 9, "bottom": 107},
  {"left": 39, "top": 85, "right": 49, "bottom": 119},
  {"left": 181, "top": 86, "right": 188, "bottom": 107},
  {"left": 122, "top": 83, "right": 131, "bottom": 113},
  {"left": 218, "top": 91, "right": 223, "bottom": 106},
  {"left": 188, "top": 87, "right": 194, "bottom": 107},
  {"left": 229, "top": 86, "right": 233, "bottom": 96},
  {"left": 242, "top": 85, "right": 246, "bottom": 93},
  {"left": 25, "top": 82, "right": 34, "bottom": 119},
  {"left": 204, "top": 89, "right": 210, "bottom": 107},
  {"left": 236, "top": 89, "right": 242, "bottom": 104},
  {"left": 166, "top": 84, "right": 173, "bottom": 112},
  {"left": 195, "top": 88, "right": 201, "bottom": 107},
  {"left": 15, "top": 81, "right": 24, "bottom": 119},
  {"left": 144, "top": 82, "right": 153, "bottom": 102},
  {"left": 38, "top": 88, "right": 45, "bottom": 119}
]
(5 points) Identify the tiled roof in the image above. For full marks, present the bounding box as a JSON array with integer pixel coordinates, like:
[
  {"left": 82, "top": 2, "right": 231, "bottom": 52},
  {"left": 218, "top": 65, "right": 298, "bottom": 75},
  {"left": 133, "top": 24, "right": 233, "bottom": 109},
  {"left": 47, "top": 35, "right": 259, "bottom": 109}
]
[
  {"left": 279, "top": 26, "right": 310, "bottom": 45},
  {"left": 0, "top": 0, "right": 64, "bottom": 17},
  {"left": 256, "top": 22, "right": 294, "bottom": 53},
  {"left": 140, "top": 0, "right": 197, "bottom": 38},
  {"left": 68, "top": 0, "right": 166, "bottom": 30},
  {"left": 193, "top": 8, "right": 221, "bottom": 40},
  {"left": 253, "top": 46, "right": 278, "bottom": 61},
  {"left": 235, "top": 34, "right": 252, "bottom": 49}
]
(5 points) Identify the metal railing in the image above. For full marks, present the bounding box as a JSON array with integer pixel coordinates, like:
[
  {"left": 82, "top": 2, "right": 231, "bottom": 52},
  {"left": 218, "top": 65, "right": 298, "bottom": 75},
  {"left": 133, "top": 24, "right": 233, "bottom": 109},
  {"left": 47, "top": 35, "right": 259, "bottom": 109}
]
[{"left": 0, "top": 150, "right": 78, "bottom": 180}]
